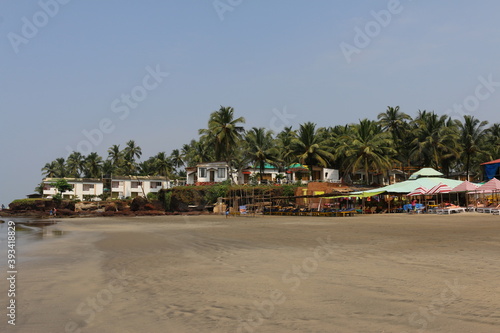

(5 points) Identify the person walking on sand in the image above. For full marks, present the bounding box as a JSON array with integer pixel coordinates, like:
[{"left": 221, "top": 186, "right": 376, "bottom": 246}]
[
  {"left": 411, "top": 199, "right": 417, "bottom": 213},
  {"left": 53, "top": 208, "right": 57, "bottom": 217}
]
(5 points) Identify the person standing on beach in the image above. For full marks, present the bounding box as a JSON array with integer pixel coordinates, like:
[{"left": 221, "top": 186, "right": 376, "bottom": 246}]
[
  {"left": 53, "top": 208, "right": 57, "bottom": 217},
  {"left": 411, "top": 199, "right": 417, "bottom": 213}
]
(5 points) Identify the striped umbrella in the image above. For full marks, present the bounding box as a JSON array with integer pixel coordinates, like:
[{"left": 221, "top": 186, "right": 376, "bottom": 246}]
[
  {"left": 475, "top": 178, "right": 500, "bottom": 193},
  {"left": 450, "top": 180, "right": 479, "bottom": 208},
  {"left": 427, "top": 183, "right": 453, "bottom": 206},
  {"left": 407, "top": 186, "right": 429, "bottom": 196},
  {"left": 427, "top": 183, "right": 452, "bottom": 195},
  {"left": 475, "top": 178, "right": 500, "bottom": 205}
]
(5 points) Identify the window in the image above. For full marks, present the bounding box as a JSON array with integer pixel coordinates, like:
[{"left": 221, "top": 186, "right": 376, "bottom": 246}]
[
  {"left": 150, "top": 182, "right": 162, "bottom": 189},
  {"left": 131, "top": 181, "right": 142, "bottom": 188},
  {"left": 112, "top": 181, "right": 120, "bottom": 188},
  {"left": 199, "top": 168, "right": 207, "bottom": 178},
  {"left": 217, "top": 168, "right": 226, "bottom": 179},
  {"left": 83, "top": 184, "right": 94, "bottom": 191}
]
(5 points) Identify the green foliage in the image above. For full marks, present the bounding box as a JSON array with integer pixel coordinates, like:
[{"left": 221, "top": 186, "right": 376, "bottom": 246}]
[
  {"left": 51, "top": 179, "right": 73, "bottom": 193},
  {"left": 281, "top": 183, "right": 299, "bottom": 197},
  {"left": 163, "top": 191, "right": 172, "bottom": 211},
  {"left": 10, "top": 198, "right": 50, "bottom": 205},
  {"left": 147, "top": 192, "right": 158, "bottom": 200},
  {"left": 205, "top": 182, "right": 230, "bottom": 204}
]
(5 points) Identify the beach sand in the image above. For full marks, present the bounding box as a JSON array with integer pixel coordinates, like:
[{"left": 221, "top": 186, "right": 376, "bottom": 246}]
[{"left": 2, "top": 213, "right": 500, "bottom": 332}]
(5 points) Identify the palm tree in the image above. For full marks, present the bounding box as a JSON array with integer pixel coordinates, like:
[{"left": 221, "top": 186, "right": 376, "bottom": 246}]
[
  {"left": 199, "top": 106, "right": 245, "bottom": 183},
  {"left": 101, "top": 160, "right": 114, "bottom": 179},
  {"left": 41, "top": 161, "right": 58, "bottom": 178},
  {"left": 456, "top": 115, "right": 488, "bottom": 180},
  {"left": 199, "top": 106, "right": 245, "bottom": 162},
  {"left": 275, "top": 126, "right": 297, "bottom": 171},
  {"left": 377, "top": 106, "right": 412, "bottom": 139},
  {"left": 412, "top": 111, "right": 460, "bottom": 172},
  {"left": 181, "top": 139, "right": 214, "bottom": 167},
  {"left": 169, "top": 149, "right": 184, "bottom": 171},
  {"left": 154, "top": 152, "right": 173, "bottom": 180},
  {"left": 107, "top": 144, "right": 122, "bottom": 165},
  {"left": 124, "top": 140, "right": 142, "bottom": 163},
  {"left": 66, "top": 151, "right": 85, "bottom": 177},
  {"left": 84, "top": 152, "right": 103, "bottom": 178},
  {"left": 485, "top": 123, "right": 500, "bottom": 158},
  {"left": 245, "top": 127, "right": 278, "bottom": 183},
  {"left": 291, "top": 122, "right": 334, "bottom": 180},
  {"left": 122, "top": 140, "right": 142, "bottom": 175},
  {"left": 54, "top": 158, "right": 67, "bottom": 178},
  {"left": 335, "top": 119, "right": 395, "bottom": 184}
]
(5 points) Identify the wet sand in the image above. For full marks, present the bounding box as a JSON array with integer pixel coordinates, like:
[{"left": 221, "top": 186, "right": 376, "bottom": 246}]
[{"left": 2, "top": 213, "right": 500, "bottom": 332}]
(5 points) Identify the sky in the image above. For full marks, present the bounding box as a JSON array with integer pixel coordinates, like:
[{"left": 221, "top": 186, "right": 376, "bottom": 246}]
[{"left": 1, "top": 0, "right": 500, "bottom": 206}]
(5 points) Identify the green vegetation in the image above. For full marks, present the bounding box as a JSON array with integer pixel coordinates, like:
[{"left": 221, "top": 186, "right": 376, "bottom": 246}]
[{"left": 40, "top": 106, "right": 497, "bottom": 186}]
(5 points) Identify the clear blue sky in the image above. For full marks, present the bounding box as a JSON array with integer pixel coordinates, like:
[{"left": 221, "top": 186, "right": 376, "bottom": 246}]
[{"left": 1, "top": 0, "right": 500, "bottom": 205}]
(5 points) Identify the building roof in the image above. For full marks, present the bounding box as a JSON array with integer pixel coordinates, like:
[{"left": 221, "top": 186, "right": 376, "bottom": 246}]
[
  {"left": 43, "top": 177, "right": 102, "bottom": 183},
  {"left": 408, "top": 167, "right": 443, "bottom": 179},
  {"left": 362, "top": 168, "right": 462, "bottom": 194}
]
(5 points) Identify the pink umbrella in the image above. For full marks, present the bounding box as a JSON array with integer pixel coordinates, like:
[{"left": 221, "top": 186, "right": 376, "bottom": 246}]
[
  {"left": 427, "top": 183, "right": 452, "bottom": 195},
  {"left": 450, "top": 180, "right": 479, "bottom": 192},
  {"left": 475, "top": 178, "right": 500, "bottom": 206},
  {"left": 475, "top": 178, "right": 500, "bottom": 193},
  {"left": 450, "top": 181, "right": 479, "bottom": 208},
  {"left": 407, "top": 186, "right": 430, "bottom": 211},
  {"left": 427, "top": 183, "right": 452, "bottom": 206},
  {"left": 407, "top": 186, "right": 429, "bottom": 196}
]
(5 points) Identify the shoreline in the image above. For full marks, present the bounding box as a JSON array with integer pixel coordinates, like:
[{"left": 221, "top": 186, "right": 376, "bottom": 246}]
[{"left": 3, "top": 213, "right": 500, "bottom": 332}]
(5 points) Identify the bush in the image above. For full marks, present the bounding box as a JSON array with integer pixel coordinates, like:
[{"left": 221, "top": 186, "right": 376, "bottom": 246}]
[
  {"left": 130, "top": 196, "right": 148, "bottom": 211},
  {"left": 205, "top": 182, "right": 229, "bottom": 204}
]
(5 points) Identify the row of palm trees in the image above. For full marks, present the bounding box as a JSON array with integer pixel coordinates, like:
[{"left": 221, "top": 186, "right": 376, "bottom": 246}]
[
  {"left": 182, "top": 106, "right": 498, "bottom": 183},
  {"left": 42, "top": 106, "right": 499, "bottom": 184},
  {"left": 41, "top": 140, "right": 184, "bottom": 180}
]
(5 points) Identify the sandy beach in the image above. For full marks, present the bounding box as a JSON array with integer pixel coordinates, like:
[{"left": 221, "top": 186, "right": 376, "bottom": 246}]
[{"left": 2, "top": 213, "right": 500, "bottom": 333}]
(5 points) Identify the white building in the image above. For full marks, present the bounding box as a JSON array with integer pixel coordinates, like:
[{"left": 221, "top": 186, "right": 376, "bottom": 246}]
[
  {"left": 186, "top": 162, "right": 236, "bottom": 185},
  {"left": 42, "top": 176, "right": 173, "bottom": 200},
  {"left": 42, "top": 178, "right": 104, "bottom": 200},
  {"left": 110, "top": 176, "right": 171, "bottom": 199}
]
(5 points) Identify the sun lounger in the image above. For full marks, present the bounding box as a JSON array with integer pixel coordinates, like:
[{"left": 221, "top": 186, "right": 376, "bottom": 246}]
[
  {"left": 435, "top": 206, "right": 466, "bottom": 214},
  {"left": 477, "top": 207, "right": 495, "bottom": 213}
]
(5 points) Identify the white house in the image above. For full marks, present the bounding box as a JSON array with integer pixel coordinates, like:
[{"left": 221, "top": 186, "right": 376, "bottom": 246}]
[
  {"left": 43, "top": 176, "right": 173, "bottom": 200},
  {"left": 110, "top": 176, "right": 171, "bottom": 199},
  {"left": 42, "top": 178, "right": 104, "bottom": 200},
  {"left": 186, "top": 162, "right": 236, "bottom": 185},
  {"left": 286, "top": 165, "right": 340, "bottom": 183}
]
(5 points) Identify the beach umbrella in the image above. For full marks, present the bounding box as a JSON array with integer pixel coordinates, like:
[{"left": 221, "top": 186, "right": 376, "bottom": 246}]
[
  {"left": 450, "top": 180, "right": 479, "bottom": 208},
  {"left": 475, "top": 177, "right": 500, "bottom": 193},
  {"left": 426, "top": 183, "right": 452, "bottom": 205},
  {"left": 407, "top": 186, "right": 429, "bottom": 211},
  {"left": 475, "top": 178, "right": 500, "bottom": 204},
  {"left": 427, "top": 183, "right": 452, "bottom": 195},
  {"left": 407, "top": 186, "right": 429, "bottom": 196}
]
